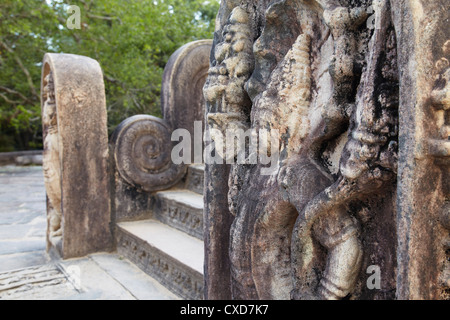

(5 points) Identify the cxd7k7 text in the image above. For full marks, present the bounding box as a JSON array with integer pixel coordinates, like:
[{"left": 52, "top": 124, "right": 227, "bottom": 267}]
[
  {"left": 180, "top": 304, "right": 269, "bottom": 317},
  {"left": 224, "top": 305, "right": 269, "bottom": 315}
]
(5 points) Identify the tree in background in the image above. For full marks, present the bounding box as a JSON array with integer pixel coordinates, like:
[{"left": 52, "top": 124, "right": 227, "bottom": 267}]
[
  {"left": 0, "top": 0, "right": 59, "bottom": 151},
  {"left": 0, "top": 0, "right": 219, "bottom": 151}
]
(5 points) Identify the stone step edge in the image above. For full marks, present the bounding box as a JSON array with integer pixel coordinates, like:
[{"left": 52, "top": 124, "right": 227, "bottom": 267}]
[
  {"left": 185, "top": 164, "right": 204, "bottom": 195},
  {"left": 156, "top": 189, "right": 203, "bottom": 209},
  {"left": 153, "top": 190, "right": 204, "bottom": 240},
  {"left": 116, "top": 220, "right": 204, "bottom": 300}
]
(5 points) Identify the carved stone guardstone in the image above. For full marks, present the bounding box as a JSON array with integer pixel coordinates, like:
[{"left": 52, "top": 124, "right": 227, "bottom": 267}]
[
  {"left": 162, "top": 39, "right": 213, "bottom": 157},
  {"left": 111, "top": 40, "right": 212, "bottom": 222},
  {"left": 110, "top": 114, "right": 187, "bottom": 222},
  {"left": 41, "top": 53, "right": 113, "bottom": 259},
  {"left": 203, "top": 0, "right": 449, "bottom": 300}
]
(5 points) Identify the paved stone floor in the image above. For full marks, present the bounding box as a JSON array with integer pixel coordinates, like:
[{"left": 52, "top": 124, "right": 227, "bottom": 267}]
[
  {"left": 0, "top": 165, "right": 178, "bottom": 300},
  {"left": 0, "top": 165, "right": 48, "bottom": 272}
]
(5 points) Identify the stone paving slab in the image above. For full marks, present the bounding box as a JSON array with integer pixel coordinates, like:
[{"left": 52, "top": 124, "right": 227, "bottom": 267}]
[
  {"left": 0, "top": 239, "right": 46, "bottom": 256},
  {"left": 67, "top": 253, "right": 179, "bottom": 300},
  {"left": 0, "top": 264, "right": 77, "bottom": 300},
  {"left": 0, "top": 251, "right": 51, "bottom": 273},
  {"left": 0, "top": 253, "right": 180, "bottom": 300},
  {"left": 0, "top": 165, "right": 47, "bottom": 272},
  {"left": 0, "top": 165, "right": 180, "bottom": 300}
]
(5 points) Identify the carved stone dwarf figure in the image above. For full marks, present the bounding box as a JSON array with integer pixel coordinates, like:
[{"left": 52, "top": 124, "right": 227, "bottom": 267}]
[
  {"left": 204, "top": 7, "right": 254, "bottom": 161},
  {"left": 290, "top": 0, "right": 398, "bottom": 300},
  {"left": 204, "top": 0, "right": 400, "bottom": 300},
  {"left": 42, "top": 72, "right": 62, "bottom": 238}
]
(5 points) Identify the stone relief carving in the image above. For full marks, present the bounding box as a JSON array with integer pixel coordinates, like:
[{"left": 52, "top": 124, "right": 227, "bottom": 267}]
[
  {"left": 291, "top": 0, "right": 398, "bottom": 299},
  {"left": 204, "top": 7, "right": 254, "bottom": 161},
  {"left": 116, "top": 229, "right": 203, "bottom": 300},
  {"left": 430, "top": 40, "right": 450, "bottom": 157},
  {"left": 204, "top": 0, "right": 401, "bottom": 300},
  {"left": 429, "top": 39, "right": 450, "bottom": 297},
  {"left": 42, "top": 71, "right": 62, "bottom": 239},
  {"left": 429, "top": 40, "right": 450, "bottom": 158}
]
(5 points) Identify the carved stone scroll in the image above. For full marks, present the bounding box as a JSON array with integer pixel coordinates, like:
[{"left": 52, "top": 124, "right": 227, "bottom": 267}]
[
  {"left": 41, "top": 53, "right": 113, "bottom": 259},
  {"left": 112, "top": 115, "right": 186, "bottom": 193}
]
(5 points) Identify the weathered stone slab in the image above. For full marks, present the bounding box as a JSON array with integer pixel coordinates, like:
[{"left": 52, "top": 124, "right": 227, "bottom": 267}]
[
  {"left": 203, "top": 163, "right": 233, "bottom": 300},
  {"left": 0, "top": 252, "right": 50, "bottom": 273},
  {"left": 0, "top": 264, "right": 76, "bottom": 300},
  {"left": 88, "top": 253, "right": 179, "bottom": 300},
  {"left": 41, "top": 53, "right": 113, "bottom": 259},
  {"left": 0, "top": 239, "right": 46, "bottom": 256}
]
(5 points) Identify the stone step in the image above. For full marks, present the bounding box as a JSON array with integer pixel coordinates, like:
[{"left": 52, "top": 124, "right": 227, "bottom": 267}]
[
  {"left": 185, "top": 164, "right": 204, "bottom": 195},
  {"left": 153, "top": 189, "right": 203, "bottom": 240},
  {"left": 116, "top": 219, "right": 204, "bottom": 300}
]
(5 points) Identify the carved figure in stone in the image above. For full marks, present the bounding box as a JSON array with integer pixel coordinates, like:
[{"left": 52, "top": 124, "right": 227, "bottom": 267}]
[
  {"left": 430, "top": 39, "right": 450, "bottom": 295},
  {"left": 42, "top": 71, "right": 62, "bottom": 238},
  {"left": 430, "top": 40, "right": 450, "bottom": 157},
  {"left": 205, "top": 0, "right": 400, "bottom": 300},
  {"left": 277, "top": 1, "right": 368, "bottom": 299},
  {"left": 204, "top": 7, "right": 254, "bottom": 161},
  {"left": 41, "top": 53, "right": 112, "bottom": 259},
  {"left": 291, "top": 0, "right": 398, "bottom": 300}
]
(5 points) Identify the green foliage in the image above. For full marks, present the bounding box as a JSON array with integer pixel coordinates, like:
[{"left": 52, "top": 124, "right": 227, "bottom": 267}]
[
  {"left": 0, "top": 0, "right": 59, "bottom": 151},
  {"left": 0, "top": 0, "right": 219, "bottom": 151}
]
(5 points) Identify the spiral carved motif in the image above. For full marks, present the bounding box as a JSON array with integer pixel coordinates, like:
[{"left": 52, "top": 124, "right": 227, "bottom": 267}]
[{"left": 113, "top": 115, "right": 186, "bottom": 192}]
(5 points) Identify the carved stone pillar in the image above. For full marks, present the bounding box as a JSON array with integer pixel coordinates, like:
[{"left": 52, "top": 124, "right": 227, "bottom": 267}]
[{"left": 392, "top": 0, "right": 450, "bottom": 300}]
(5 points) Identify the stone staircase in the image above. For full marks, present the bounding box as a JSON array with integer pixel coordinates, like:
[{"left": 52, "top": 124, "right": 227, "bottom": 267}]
[{"left": 115, "top": 164, "right": 205, "bottom": 300}]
